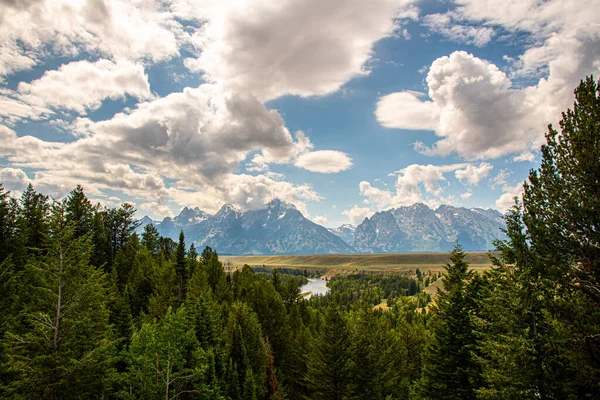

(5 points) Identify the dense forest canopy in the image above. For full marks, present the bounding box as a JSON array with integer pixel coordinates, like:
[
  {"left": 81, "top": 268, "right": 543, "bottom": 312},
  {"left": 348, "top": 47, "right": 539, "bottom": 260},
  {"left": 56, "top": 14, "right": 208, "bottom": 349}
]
[{"left": 0, "top": 77, "right": 599, "bottom": 399}]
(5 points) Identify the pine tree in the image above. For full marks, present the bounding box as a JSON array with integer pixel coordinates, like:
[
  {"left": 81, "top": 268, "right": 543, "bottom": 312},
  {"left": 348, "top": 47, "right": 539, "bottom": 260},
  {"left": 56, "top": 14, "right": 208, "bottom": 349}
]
[
  {"left": 417, "top": 244, "right": 481, "bottom": 400},
  {"left": 207, "top": 251, "right": 226, "bottom": 294},
  {"left": 65, "top": 184, "right": 94, "bottom": 239},
  {"left": 305, "top": 307, "right": 351, "bottom": 400},
  {"left": 188, "top": 243, "right": 199, "bottom": 278},
  {"left": 2, "top": 200, "right": 113, "bottom": 399},
  {"left": 201, "top": 246, "right": 216, "bottom": 265},
  {"left": 18, "top": 183, "right": 49, "bottom": 251},
  {"left": 0, "top": 184, "right": 16, "bottom": 263},
  {"left": 271, "top": 268, "right": 283, "bottom": 295},
  {"left": 478, "top": 204, "right": 576, "bottom": 399},
  {"left": 225, "top": 302, "right": 270, "bottom": 399},
  {"left": 523, "top": 76, "right": 600, "bottom": 301},
  {"left": 141, "top": 223, "right": 161, "bottom": 256},
  {"left": 176, "top": 230, "right": 187, "bottom": 307},
  {"left": 477, "top": 77, "right": 600, "bottom": 398}
]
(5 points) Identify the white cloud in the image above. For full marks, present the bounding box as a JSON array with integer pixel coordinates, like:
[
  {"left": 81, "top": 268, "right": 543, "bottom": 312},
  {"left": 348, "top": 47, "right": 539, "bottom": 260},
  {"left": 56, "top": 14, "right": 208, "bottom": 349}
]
[
  {"left": 513, "top": 151, "right": 536, "bottom": 162},
  {"left": 0, "top": 167, "right": 30, "bottom": 192},
  {"left": 0, "top": 0, "right": 183, "bottom": 78},
  {"left": 453, "top": 0, "right": 599, "bottom": 39},
  {"left": 490, "top": 169, "right": 511, "bottom": 189},
  {"left": 16, "top": 59, "right": 151, "bottom": 115},
  {"left": 342, "top": 205, "right": 374, "bottom": 225},
  {"left": 381, "top": 51, "right": 539, "bottom": 160},
  {"left": 377, "top": 0, "right": 600, "bottom": 160},
  {"left": 246, "top": 154, "right": 269, "bottom": 173},
  {"left": 312, "top": 215, "right": 328, "bottom": 225},
  {"left": 455, "top": 162, "right": 493, "bottom": 185},
  {"left": 460, "top": 191, "right": 473, "bottom": 200},
  {"left": 361, "top": 163, "right": 476, "bottom": 209},
  {"left": 359, "top": 181, "right": 395, "bottom": 209},
  {"left": 73, "top": 84, "right": 298, "bottom": 182},
  {"left": 140, "top": 202, "right": 174, "bottom": 218},
  {"left": 0, "top": 95, "right": 53, "bottom": 125},
  {"left": 294, "top": 150, "right": 353, "bottom": 174},
  {"left": 495, "top": 182, "right": 524, "bottom": 212},
  {"left": 189, "top": 0, "right": 419, "bottom": 100},
  {"left": 423, "top": 12, "right": 495, "bottom": 47},
  {"left": 375, "top": 91, "right": 439, "bottom": 130},
  {"left": 1, "top": 72, "right": 351, "bottom": 217}
]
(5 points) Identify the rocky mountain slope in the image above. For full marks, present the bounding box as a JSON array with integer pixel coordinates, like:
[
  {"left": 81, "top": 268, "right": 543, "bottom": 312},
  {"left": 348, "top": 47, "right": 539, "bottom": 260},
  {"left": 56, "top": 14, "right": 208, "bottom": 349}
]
[
  {"left": 327, "top": 224, "right": 356, "bottom": 244},
  {"left": 141, "top": 200, "right": 354, "bottom": 255},
  {"left": 139, "top": 201, "right": 506, "bottom": 254},
  {"left": 350, "top": 203, "right": 506, "bottom": 252}
]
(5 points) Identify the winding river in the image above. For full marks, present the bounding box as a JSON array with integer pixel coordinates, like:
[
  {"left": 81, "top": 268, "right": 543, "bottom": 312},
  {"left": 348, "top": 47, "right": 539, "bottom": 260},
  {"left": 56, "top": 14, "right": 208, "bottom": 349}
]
[{"left": 300, "top": 277, "right": 330, "bottom": 299}]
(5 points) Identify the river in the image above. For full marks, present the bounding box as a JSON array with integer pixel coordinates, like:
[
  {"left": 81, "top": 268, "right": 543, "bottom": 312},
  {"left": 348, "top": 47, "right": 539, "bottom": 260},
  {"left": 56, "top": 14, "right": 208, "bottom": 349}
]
[{"left": 300, "top": 277, "right": 330, "bottom": 299}]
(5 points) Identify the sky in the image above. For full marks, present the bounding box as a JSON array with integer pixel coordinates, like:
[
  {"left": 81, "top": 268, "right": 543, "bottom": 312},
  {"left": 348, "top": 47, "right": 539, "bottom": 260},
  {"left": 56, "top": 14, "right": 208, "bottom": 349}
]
[{"left": 0, "top": 0, "right": 599, "bottom": 228}]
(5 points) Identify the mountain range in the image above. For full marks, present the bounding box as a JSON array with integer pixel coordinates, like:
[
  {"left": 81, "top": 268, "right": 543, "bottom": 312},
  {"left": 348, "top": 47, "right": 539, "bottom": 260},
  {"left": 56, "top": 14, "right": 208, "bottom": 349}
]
[
  {"left": 139, "top": 199, "right": 354, "bottom": 255},
  {"left": 351, "top": 203, "right": 505, "bottom": 253},
  {"left": 138, "top": 200, "right": 506, "bottom": 255}
]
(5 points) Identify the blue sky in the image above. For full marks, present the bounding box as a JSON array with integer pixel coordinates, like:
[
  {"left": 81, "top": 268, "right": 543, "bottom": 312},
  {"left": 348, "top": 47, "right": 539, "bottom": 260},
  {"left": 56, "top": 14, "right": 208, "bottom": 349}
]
[{"left": 1, "top": 0, "right": 598, "bottom": 227}]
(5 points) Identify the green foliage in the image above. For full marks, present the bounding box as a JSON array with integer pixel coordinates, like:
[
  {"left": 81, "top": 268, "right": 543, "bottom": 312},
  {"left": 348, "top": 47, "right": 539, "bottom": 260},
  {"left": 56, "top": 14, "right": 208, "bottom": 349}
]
[
  {"left": 472, "top": 77, "right": 600, "bottom": 399},
  {"left": 65, "top": 184, "right": 95, "bottom": 239},
  {"left": 18, "top": 183, "right": 49, "bottom": 252},
  {"left": 417, "top": 245, "right": 481, "bottom": 400},
  {"left": 176, "top": 231, "right": 187, "bottom": 306},
  {"left": 141, "top": 224, "right": 161, "bottom": 256},
  {"left": 305, "top": 307, "right": 351, "bottom": 400},
  {"left": 523, "top": 76, "right": 600, "bottom": 286},
  {"left": 1, "top": 201, "right": 113, "bottom": 399},
  {"left": 126, "top": 305, "right": 209, "bottom": 399}
]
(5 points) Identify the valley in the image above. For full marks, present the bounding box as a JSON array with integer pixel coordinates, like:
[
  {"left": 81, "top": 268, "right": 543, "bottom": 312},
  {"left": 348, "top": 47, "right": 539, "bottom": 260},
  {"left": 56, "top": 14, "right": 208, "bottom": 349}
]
[{"left": 221, "top": 251, "right": 497, "bottom": 274}]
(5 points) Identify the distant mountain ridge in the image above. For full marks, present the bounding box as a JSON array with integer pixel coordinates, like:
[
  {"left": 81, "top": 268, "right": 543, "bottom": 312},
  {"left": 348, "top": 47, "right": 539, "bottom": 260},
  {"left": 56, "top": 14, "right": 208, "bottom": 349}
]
[
  {"left": 140, "top": 200, "right": 354, "bottom": 255},
  {"left": 327, "top": 224, "right": 356, "bottom": 244},
  {"left": 350, "top": 203, "right": 506, "bottom": 253},
  {"left": 138, "top": 201, "right": 506, "bottom": 254}
]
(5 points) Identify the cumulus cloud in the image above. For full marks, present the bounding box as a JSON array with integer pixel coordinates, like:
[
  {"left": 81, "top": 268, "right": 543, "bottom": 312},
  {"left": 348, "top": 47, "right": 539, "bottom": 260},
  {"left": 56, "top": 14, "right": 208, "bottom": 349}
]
[
  {"left": 17, "top": 60, "right": 151, "bottom": 115},
  {"left": 0, "top": 0, "right": 183, "bottom": 78},
  {"left": 0, "top": 0, "right": 404, "bottom": 219},
  {"left": 360, "top": 163, "right": 479, "bottom": 209},
  {"left": 312, "top": 215, "right": 328, "bottom": 225},
  {"left": 295, "top": 150, "right": 353, "bottom": 173},
  {"left": 1, "top": 75, "right": 349, "bottom": 216},
  {"left": 342, "top": 205, "right": 375, "bottom": 226},
  {"left": 75, "top": 85, "right": 298, "bottom": 182},
  {"left": 0, "top": 167, "right": 30, "bottom": 192},
  {"left": 189, "top": 0, "right": 419, "bottom": 100},
  {"left": 0, "top": 95, "right": 53, "bottom": 125},
  {"left": 454, "top": 162, "right": 493, "bottom": 185},
  {"left": 378, "top": 51, "right": 539, "bottom": 160},
  {"left": 375, "top": 91, "right": 439, "bottom": 130},
  {"left": 495, "top": 183, "right": 524, "bottom": 212},
  {"left": 359, "top": 181, "right": 395, "bottom": 209},
  {"left": 460, "top": 191, "right": 473, "bottom": 200},
  {"left": 378, "top": 0, "right": 600, "bottom": 160},
  {"left": 140, "top": 202, "right": 174, "bottom": 218}
]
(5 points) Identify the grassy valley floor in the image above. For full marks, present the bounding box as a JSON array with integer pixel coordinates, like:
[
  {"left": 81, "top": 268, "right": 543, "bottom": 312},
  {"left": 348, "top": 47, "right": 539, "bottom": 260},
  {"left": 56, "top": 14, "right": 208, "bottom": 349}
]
[{"left": 221, "top": 251, "right": 497, "bottom": 275}]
